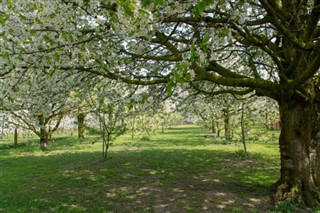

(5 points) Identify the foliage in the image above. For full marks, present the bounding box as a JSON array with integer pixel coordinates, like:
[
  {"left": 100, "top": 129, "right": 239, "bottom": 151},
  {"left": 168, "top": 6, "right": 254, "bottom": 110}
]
[
  {"left": 86, "top": 80, "right": 130, "bottom": 159},
  {"left": 268, "top": 201, "right": 298, "bottom": 213},
  {"left": 1, "top": 0, "right": 320, "bottom": 207}
]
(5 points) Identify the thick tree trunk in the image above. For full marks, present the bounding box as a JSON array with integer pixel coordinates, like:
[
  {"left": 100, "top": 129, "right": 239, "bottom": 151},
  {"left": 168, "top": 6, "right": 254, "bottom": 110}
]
[
  {"left": 38, "top": 115, "right": 49, "bottom": 148},
  {"left": 77, "top": 113, "right": 86, "bottom": 140},
  {"left": 272, "top": 97, "right": 320, "bottom": 207},
  {"left": 40, "top": 127, "right": 49, "bottom": 148}
]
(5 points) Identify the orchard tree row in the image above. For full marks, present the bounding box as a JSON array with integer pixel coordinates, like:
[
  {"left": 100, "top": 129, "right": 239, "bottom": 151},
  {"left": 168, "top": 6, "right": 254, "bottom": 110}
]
[{"left": 0, "top": 0, "right": 319, "bottom": 207}]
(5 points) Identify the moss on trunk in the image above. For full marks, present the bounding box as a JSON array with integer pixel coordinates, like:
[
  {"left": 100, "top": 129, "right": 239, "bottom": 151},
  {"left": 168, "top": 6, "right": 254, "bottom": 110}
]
[
  {"left": 272, "top": 95, "right": 320, "bottom": 207},
  {"left": 77, "top": 113, "right": 86, "bottom": 140}
]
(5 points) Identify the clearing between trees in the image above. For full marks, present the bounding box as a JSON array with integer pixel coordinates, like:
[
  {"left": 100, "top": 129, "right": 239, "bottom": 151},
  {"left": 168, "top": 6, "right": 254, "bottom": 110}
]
[{"left": 0, "top": 125, "right": 318, "bottom": 212}]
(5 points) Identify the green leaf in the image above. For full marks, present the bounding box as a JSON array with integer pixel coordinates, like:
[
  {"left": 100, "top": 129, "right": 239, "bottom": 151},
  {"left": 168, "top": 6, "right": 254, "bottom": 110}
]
[
  {"left": 193, "top": 1, "right": 207, "bottom": 17},
  {"left": 8, "top": 0, "right": 13, "bottom": 9},
  {"left": 197, "top": 1, "right": 206, "bottom": 14},
  {"left": 128, "top": 98, "right": 136, "bottom": 109},
  {"left": 117, "top": 0, "right": 135, "bottom": 16},
  {"left": 2, "top": 52, "right": 9, "bottom": 58},
  {"left": 190, "top": 44, "right": 197, "bottom": 62},
  {"left": 141, "top": 0, "right": 151, "bottom": 6},
  {"left": 155, "top": 0, "right": 165, "bottom": 5},
  {"left": 202, "top": 34, "right": 211, "bottom": 43},
  {"left": 54, "top": 52, "right": 60, "bottom": 61},
  {"left": 0, "top": 13, "right": 9, "bottom": 26},
  {"left": 139, "top": 9, "right": 149, "bottom": 16},
  {"left": 8, "top": 97, "right": 14, "bottom": 103},
  {"left": 204, "top": 0, "right": 215, "bottom": 4},
  {"left": 219, "top": 28, "right": 230, "bottom": 37},
  {"left": 8, "top": 28, "right": 14, "bottom": 35},
  {"left": 167, "top": 80, "right": 174, "bottom": 96}
]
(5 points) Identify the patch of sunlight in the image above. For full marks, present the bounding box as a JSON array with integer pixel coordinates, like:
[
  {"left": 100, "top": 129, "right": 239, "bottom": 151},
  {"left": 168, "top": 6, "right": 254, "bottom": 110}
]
[
  {"left": 59, "top": 203, "right": 87, "bottom": 211},
  {"left": 106, "top": 192, "right": 117, "bottom": 198},
  {"left": 119, "top": 186, "right": 129, "bottom": 192},
  {"left": 123, "top": 173, "right": 135, "bottom": 179},
  {"left": 243, "top": 202, "right": 256, "bottom": 208},
  {"left": 215, "top": 192, "right": 226, "bottom": 196},
  {"left": 127, "top": 195, "right": 136, "bottom": 200},
  {"left": 62, "top": 169, "right": 75, "bottom": 177},
  {"left": 69, "top": 204, "right": 87, "bottom": 211},
  {"left": 136, "top": 187, "right": 151, "bottom": 196},
  {"left": 156, "top": 204, "right": 168, "bottom": 209},
  {"left": 243, "top": 198, "right": 263, "bottom": 209},
  {"left": 202, "top": 199, "right": 210, "bottom": 210},
  {"left": 217, "top": 199, "right": 235, "bottom": 209},
  {"left": 202, "top": 178, "right": 221, "bottom": 183},
  {"left": 149, "top": 170, "right": 158, "bottom": 175},
  {"left": 89, "top": 175, "right": 96, "bottom": 181},
  {"left": 137, "top": 186, "right": 148, "bottom": 192},
  {"left": 249, "top": 198, "right": 262, "bottom": 203},
  {"left": 172, "top": 188, "right": 184, "bottom": 193}
]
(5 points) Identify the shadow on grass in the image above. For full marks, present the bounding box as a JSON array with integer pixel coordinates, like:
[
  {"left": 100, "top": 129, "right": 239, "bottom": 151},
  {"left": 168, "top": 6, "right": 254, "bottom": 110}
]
[
  {"left": 0, "top": 148, "right": 278, "bottom": 212},
  {"left": 0, "top": 142, "right": 30, "bottom": 150}
]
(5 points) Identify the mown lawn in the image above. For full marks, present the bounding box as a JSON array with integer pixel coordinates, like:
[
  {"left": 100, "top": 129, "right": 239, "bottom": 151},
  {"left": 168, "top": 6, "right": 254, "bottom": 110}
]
[{"left": 0, "top": 125, "right": 316, "bottom": 212}]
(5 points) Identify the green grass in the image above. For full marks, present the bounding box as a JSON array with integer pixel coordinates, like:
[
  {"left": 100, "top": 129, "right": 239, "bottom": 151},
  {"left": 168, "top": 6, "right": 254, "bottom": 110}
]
[{"left": 0, "top": 125, "right": 306, "bottom": 212}]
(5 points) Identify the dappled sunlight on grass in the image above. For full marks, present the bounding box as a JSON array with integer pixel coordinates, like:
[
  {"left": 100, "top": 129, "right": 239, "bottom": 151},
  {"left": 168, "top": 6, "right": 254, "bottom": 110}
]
[{"left": 0, "top": 125, "right": 283, "bottom": 212}]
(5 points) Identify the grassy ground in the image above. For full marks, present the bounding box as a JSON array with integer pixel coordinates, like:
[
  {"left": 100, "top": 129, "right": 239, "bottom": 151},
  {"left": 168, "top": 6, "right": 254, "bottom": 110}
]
[{"left": 0, "top": 125, "right": 316, "bottom": 212}]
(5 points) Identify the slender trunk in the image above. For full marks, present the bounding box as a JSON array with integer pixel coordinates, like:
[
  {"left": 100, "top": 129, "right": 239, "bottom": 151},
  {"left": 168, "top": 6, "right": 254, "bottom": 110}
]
[
  {"left": 211, "top": 117, "right": 216, "bottom": 134},
  {"left": 272, "top": 97, "right": 320, "bottom": 207},
  {"left": 101, "top": 116, "right": 106, "bottom": 159},
  {"left": 241, "top": 103, "right": 248, "bottom": 157},
  {"left": 216, "top": 121, "right": 221, "bottom": 137},
  {"left": 265, "top": 111, "right": 270, "bottom": 130},
  {"left": 14, "top": 127, "right": 18, "bottom": 146},
  {"left": 77, "top": 113, "right": 86, "bottom": 140},
  {"left": 105, "top": 133, "right": 111, "bottom": 159},
  {"left": 223, "top": 107, "right": 231, "bottom": 141}
]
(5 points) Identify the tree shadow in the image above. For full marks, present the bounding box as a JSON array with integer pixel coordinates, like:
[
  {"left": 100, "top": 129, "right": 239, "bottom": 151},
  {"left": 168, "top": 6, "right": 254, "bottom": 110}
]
[{"left": 0, "top": 148, "right": 278, "bottom": 212}]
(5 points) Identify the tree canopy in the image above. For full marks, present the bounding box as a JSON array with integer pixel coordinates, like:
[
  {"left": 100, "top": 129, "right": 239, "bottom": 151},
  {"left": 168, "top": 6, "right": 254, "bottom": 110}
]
[{"left": 1, "top": 0, "right": 320, "bottom": 207}]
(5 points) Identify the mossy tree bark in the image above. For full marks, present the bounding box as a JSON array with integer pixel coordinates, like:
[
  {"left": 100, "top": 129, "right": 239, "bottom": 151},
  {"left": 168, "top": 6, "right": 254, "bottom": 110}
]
[
  {"left": 6, "top": 0, "right": 320, "bottom": 208},
  {"left": 40, "top": 127, "right": 49, "bottom": 148},
  {"left": 38, "top": 115, "right": 49, "bottom": 148},
  {"left": 77, "top": 113, "right": 86, "bottom": 141},
  {"left": 272, "top": 89, "right": 320, "bottom": 206}
]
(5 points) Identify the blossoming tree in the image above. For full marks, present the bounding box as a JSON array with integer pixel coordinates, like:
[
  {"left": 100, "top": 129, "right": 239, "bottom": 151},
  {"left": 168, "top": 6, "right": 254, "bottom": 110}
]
[{"left": 1, "top": 0, "right": 320, "bottom": 206}]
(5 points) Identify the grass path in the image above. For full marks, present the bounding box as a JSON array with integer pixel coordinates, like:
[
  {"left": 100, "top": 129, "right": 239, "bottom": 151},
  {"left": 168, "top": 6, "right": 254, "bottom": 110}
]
[{"left": 0, "top": 125, "right": 283, "bottom": 212}]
